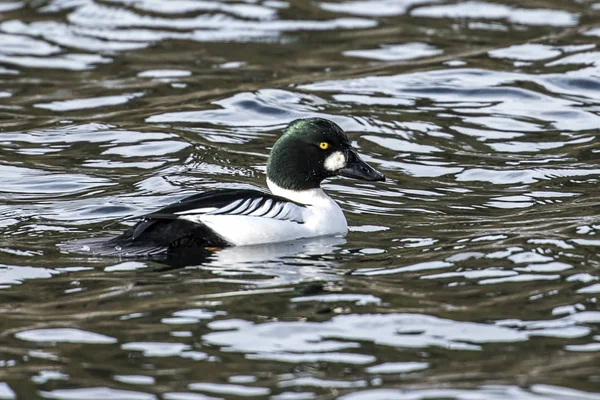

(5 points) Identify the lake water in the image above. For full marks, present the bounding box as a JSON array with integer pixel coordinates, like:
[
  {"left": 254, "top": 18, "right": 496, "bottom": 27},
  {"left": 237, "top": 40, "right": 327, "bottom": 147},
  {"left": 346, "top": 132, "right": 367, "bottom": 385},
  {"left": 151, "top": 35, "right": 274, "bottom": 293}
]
[{"left": 1, "top": 0, "right": 600, "bottom": 399}]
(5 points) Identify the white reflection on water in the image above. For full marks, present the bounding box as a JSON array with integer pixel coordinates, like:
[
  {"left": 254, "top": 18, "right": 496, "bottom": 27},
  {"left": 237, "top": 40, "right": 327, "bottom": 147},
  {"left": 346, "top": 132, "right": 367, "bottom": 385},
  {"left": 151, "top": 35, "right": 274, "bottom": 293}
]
[
  {"left": 0, "top": 383, "right": 15, "bottom": 400},
  {"left": 121, "top": 342, "right": 192, "bottom": 357},
  {"left": 116, "top": 0, "right": 279, "bottom": 20},
  {"left": 1, "top": 20, "right": 147, "bottom": 52},
  {"left": 193, "top": 236, "right": 346, "bottom": 288},
  {"left": 137, "top": 69, "right": 191, "bottom": 78},
  {"left": 0, "top": 32, "right": 60, "bottom": 55},
  {"left": 0, "top": 164, "right": 113, "bottom": 195},
  {"left": 0, "top": 265, "right": 58, "bottom": 288},
  {"left": 35, "top": 92, "right": 144, "bottom": 112},
  {"left": 489, "top": 44, "right": 562, "bottom": 61},
  {"left": 344, "top": 42, "right": 443, "bottom": 61},
  {"left": 146, "top": 89, "right": 329, "bottom": 127},
  {"left": 339, "top": 384, "right": 600, "bottom": 400},
  {"left": 113, "top": 375, "right": 155, "bottom": 385},
  {"left": 0, "top": 53, "right": 111, "bottom": 71},
  {"left": 163, "top": 393, "right": 221, "bottom": 400},
  {"left": 69, "top": 3, "right": 376, "bottom": 31},
  {"left": 188, "top": 382, "right": 270, "bottom": 397},
  {"left": 0, "top": 2, "right": 22, "bottom": 12},
  {"left": 320, "top": 0, "right": 438, "bottom": 17},
  {"left": 366, "top": 361, "right": 429, "bottom": 374},
  {"left": 15, "top": 328, "right": 117, "bottom": 344},
  {"left": 40, "top": 387, "right": 156, "bottom": 400},
  {"left": 204, "top": 313, "right": 529, "bottom": 359},
  {"left": 292, "top": 293, "right": 382, "bottom": 305},
  {"left": 32, "top": 370, "right": 69, "bottom": 385},
  {"left": 411, "top": 2, "right": 579, "bottom": 27}
]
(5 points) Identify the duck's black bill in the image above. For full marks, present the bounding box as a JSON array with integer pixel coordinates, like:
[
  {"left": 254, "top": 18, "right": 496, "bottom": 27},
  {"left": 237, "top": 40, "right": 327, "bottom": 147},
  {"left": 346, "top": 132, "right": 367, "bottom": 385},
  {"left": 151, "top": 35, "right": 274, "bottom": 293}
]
[{"left": 339, "top": 149, "right": 385, "bottom": 182}]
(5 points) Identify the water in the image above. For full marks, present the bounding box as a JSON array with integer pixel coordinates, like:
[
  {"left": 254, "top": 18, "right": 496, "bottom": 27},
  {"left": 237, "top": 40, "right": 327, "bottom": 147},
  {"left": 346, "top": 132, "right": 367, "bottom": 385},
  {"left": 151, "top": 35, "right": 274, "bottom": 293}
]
[{"left": 1, "top": 0, "right": 600, "bottom": 398}]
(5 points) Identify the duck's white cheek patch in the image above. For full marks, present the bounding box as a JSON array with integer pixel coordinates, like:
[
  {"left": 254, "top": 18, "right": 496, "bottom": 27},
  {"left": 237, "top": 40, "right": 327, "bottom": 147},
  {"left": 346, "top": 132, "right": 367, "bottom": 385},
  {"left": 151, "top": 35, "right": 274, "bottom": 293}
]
[{"left": 324, "top": 151, "right": 346, "bottom": 171}]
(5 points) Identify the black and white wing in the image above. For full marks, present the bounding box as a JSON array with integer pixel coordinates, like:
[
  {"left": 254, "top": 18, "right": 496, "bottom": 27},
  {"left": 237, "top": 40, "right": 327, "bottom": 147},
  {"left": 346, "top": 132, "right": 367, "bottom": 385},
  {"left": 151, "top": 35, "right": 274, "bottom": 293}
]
[
  {"left": 147, "top": 189, "right": 306, "bottom": 224},
  {"left": 97, "top": 189, "right": 307, "bottom": 251}
]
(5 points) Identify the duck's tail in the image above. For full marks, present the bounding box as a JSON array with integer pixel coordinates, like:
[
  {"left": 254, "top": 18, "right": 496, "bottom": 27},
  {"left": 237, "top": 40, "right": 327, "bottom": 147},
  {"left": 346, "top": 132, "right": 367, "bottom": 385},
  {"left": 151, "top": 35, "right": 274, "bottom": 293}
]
[{"left": 59, "top": 218, "right": 229, "bottom": 257}]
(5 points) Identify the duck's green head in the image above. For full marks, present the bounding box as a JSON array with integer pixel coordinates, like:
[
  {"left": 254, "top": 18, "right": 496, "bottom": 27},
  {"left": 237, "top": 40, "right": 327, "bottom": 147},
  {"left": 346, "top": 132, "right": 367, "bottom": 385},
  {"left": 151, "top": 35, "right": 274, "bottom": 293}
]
[{"left": 267, "top": 118, "right": 385, "bottom": 191}]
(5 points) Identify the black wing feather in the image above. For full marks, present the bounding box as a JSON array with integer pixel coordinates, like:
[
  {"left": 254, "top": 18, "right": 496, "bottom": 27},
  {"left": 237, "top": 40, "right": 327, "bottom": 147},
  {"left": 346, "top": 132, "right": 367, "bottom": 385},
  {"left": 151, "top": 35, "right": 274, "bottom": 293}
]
[{"left": 146, "top": 189, "right": 272, "bottom": 216}]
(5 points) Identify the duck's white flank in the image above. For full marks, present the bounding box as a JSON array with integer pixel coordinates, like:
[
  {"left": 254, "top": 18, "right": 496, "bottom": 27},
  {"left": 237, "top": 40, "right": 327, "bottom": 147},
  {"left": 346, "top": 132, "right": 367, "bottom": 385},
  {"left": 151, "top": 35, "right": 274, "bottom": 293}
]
[
  {"left": 186, "top": 180, "right": 348, "bottom": 246},
  {"left": 324, "top": 151, "right": 346, "bottom": 172}
]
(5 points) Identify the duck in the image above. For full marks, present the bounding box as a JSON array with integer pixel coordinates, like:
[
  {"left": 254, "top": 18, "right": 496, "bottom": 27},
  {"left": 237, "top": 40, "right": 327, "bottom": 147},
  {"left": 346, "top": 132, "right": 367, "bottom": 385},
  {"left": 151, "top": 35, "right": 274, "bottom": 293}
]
[{"left": 101, "top": 117, "right": 385, "bottom": 253}]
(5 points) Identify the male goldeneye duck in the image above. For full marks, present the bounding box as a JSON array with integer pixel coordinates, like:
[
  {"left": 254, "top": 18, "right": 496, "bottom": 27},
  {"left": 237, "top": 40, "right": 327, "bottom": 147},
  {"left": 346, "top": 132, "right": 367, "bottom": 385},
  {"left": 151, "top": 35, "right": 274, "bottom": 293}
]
[{"left": 104, "top": 117, "right": 384, "bottom": 252}]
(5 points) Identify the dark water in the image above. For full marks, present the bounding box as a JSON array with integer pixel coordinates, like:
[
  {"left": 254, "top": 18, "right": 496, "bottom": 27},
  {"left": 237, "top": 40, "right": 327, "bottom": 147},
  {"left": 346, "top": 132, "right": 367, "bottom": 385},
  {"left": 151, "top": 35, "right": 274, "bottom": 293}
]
[{"left": 1, "top": 0, "right": 600, "bottom": 399}]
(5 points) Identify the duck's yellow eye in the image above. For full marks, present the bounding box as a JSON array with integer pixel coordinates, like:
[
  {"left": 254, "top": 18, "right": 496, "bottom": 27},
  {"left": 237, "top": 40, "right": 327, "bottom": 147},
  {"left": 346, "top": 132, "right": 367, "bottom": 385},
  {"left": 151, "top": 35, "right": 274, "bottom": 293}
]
[{"left": 319, "top": 142, "right": 329, "bottom": 150}]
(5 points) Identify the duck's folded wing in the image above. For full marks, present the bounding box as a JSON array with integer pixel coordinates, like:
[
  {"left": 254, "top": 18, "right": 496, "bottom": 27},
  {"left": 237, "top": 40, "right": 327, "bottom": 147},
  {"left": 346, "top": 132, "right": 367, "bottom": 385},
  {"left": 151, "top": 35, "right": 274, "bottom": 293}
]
[
  {"left": 61, "top": 189, "right": 307, "bottom": 256},
  {"left": 114, "top": 189, "right": 307, "bottom": 248},
  {"left": 146, "top": 189, "right": 306, "bottom": 224}
]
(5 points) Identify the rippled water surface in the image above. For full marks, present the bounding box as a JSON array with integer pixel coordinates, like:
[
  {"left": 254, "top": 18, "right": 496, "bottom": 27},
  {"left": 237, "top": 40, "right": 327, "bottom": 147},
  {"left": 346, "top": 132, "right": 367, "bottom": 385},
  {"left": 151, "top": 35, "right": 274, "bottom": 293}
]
[{"left": 2, "top": 0, "right": 600, "bottom": 398}]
